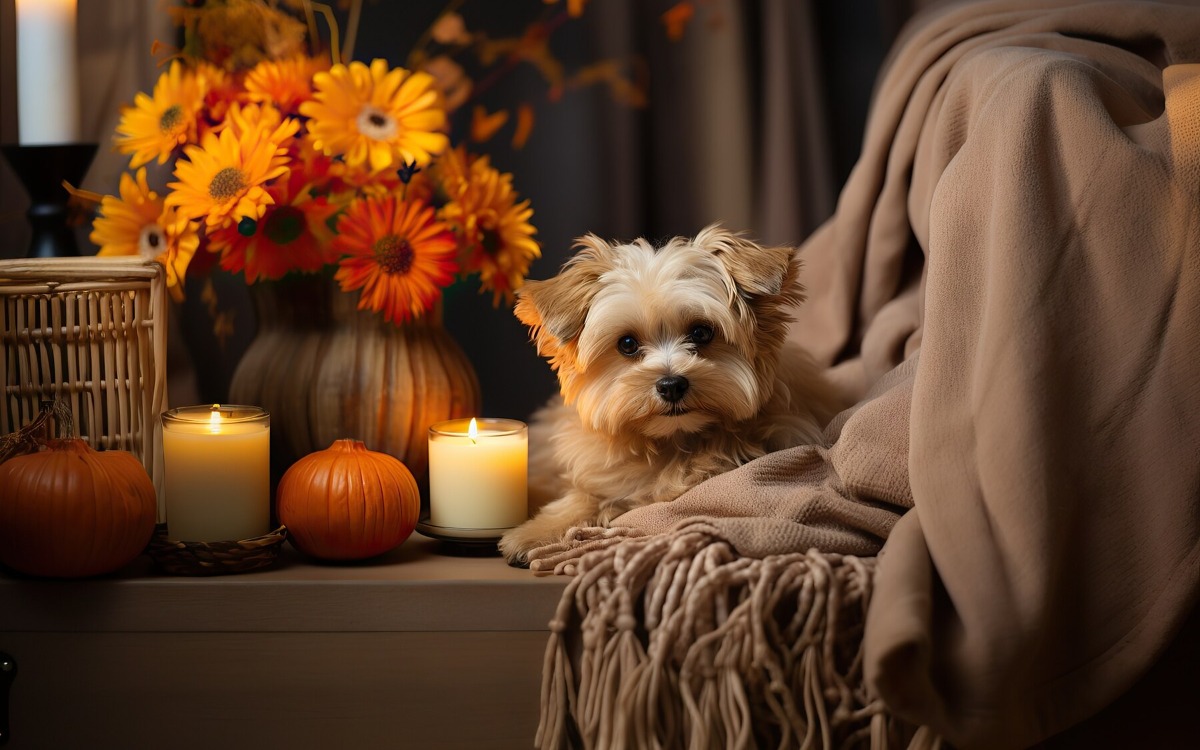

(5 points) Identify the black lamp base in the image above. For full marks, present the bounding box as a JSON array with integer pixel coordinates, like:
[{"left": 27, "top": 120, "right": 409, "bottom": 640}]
[{"left": 1, "top": 143, "right": 99, "bottom": 258}]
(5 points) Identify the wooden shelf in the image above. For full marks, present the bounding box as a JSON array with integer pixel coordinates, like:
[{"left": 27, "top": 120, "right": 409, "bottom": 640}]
[
  {"left": 1, "top": 532, "right": 566, "bottom": 634},
  {"left": 0, "top": 532, "right": 567, "bottom": 749}
]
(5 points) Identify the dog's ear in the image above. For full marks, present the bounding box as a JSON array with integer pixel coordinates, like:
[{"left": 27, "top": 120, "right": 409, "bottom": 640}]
[
  {"left": 694, "top": 224, "right": 800, "bottom": 300},
  {"left": 514, "top": 233, "right": 613, "bottom": 352}
]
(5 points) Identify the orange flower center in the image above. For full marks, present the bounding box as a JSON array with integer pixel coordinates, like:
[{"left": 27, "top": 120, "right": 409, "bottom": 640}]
[
  {"left": 209, "top": 167, "right": 247, "bottom": 200},
  {"left": 374, "top": 235, "right": 414, "bottom": 274},
  {"left": 159, "top": 105, "right": 184, "bottom": 134}
]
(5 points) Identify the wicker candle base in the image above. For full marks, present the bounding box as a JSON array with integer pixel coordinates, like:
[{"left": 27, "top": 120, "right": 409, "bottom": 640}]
[{"left": 146, "top": 524, "right": 288, "bottom": 576}]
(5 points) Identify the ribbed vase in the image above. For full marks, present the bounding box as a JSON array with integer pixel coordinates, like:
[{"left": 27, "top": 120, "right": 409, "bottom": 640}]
[{"left": 228, "top": 273, "right": 480, "bottom": 486}]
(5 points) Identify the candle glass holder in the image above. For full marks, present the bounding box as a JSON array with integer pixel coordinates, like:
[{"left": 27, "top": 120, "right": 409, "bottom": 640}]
[
  {"left": 421, "top": 418, "right": 528, "bottom": 554},
  {"left": 161, "top": 405, "right": 271, "bottom": 544},
  {"left": 0, "top": 143, "right": 97, "bottom": 258}
]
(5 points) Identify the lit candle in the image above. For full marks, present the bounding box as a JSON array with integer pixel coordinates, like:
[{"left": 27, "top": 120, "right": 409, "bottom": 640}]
[
  {"left": 428, "top": 417, "right": 528, "bottom": 529},
  {"left": 161, "top": 405, "right": 271, "bottom": 542},
  {"left": 15, "top": 0, "right": 81, "bottom": 145}
]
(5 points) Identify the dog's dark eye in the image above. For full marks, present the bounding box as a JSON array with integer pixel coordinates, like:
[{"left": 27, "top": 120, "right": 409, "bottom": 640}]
[
  {"left": 687, "top": 324, "right": 714, "bottom": 345},
  {"left": 616, "top": 335, "right": 640, "bottom": 356}
]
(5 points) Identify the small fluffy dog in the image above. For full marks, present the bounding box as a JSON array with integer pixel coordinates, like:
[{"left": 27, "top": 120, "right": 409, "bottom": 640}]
[{"left": 498, "top": 225, "right": 841, "bottom": 565}]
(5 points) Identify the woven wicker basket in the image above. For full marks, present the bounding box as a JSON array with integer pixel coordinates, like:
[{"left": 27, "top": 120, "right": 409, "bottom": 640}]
[
  {"left": 145, "top": 524, "right": 288, "bottom": 576},
  {"left": 0, "top": 257, "right": 168, "bottom": 517}
]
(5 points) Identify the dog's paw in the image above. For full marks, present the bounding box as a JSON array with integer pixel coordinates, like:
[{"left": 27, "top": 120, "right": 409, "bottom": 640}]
[
  {"left": 498, "top": 524, "right": 542, "bottom": 566},
  {"left": 499, "top": 519, "right": 569, "bottom": 567}
]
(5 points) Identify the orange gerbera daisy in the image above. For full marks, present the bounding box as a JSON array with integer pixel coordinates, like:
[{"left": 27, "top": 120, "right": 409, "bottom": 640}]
[
  {"left": 333, "top": 196, "right": 458, "bottom": 323},
  {"left": 300, "top": 59, "right": 449, "bottom": 173},
  {"left": 115, "top": 61, "right": 207, "bottom": 168},
  {"left": 244, "top": 56, "right": 323, "bottom": 115},
  {"left": 166, "top": 114, "right": 298, "bottom": 229},
  {"left": 207, "top": 151, "right": 340, "bottom": 282},
  {"left": 437, "top": 149, "right": 540, "bottom": 305},
  {"left": 90, "top": 168, "right": 200, "bottom": 300}
]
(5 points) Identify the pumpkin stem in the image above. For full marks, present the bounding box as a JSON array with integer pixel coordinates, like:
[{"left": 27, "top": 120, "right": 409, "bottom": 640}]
[
  {"left": 40, "top": 400, "right": 74, "bottom": 440},
  {"left": 0, "top": 400, "right": 75, "bottom": 465}
]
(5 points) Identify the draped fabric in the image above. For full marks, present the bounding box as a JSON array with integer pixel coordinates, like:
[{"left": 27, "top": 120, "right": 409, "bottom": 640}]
[{"left": 531, "top": 2, "right": 1200, "bottom": 747}]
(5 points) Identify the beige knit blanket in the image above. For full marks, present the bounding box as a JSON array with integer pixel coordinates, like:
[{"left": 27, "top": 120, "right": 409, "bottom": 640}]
[{"left": 530, "top": 1, "right": 1200, "bottom": 748}]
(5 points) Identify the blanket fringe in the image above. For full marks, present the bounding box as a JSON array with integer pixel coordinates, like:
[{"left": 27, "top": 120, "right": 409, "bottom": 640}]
[
  {"left": 535, "top": 527, "right": 919, "bottom": 749},
  {"left": 529, "top": 526, "right": 647, "bottom": 575}
]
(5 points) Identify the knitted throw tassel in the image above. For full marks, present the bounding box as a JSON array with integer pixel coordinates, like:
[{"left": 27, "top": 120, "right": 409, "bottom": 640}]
[{"left": 536, "top": 529, "right": 920, "bottom": 748}]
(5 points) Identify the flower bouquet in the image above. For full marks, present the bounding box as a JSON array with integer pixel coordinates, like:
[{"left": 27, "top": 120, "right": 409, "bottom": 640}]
[{"left": 85, "top": 0, "right": 627, "bottom": 320}]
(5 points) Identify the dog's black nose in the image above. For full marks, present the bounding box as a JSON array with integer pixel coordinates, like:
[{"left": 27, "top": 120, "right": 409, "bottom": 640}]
[{"left": 655, "top": 375, "right": 689, "bottom": 403}]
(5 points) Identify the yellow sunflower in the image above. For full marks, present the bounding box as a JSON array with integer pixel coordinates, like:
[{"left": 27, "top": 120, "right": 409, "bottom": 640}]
[
  {"left": 165, "top": 114, "right": 298, "bottom": 229},
  {"left": 300, "top": 59, "right": 450, "bottom": 173},
  {"left": 332, "top": 196, "right": 459, "bottom": 323},
  {"left": 114, "top": 61, "right": 207, "bottom": 168},
  {"left": 244, "top": 56, "right": 324, "bottom": 115},
  {"left": 437, "top": 150, "right": 540, "bottom": 305},
  {"left": 90, "top": 168, "right": 200, "bottom": 301}
]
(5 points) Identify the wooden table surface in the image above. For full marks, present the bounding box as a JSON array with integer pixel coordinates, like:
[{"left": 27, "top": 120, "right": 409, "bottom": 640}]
[{"left": 0, "top": 532, "right": 569, "bottom": 750}]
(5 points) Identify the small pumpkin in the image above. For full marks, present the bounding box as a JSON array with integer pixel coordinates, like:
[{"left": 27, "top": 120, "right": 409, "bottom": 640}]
[
  {"left": 277, "top": 439, "right": 420, "bottom": 560},
  {"left": 0, "top": 439, "right": 157, "bottom": 578}
]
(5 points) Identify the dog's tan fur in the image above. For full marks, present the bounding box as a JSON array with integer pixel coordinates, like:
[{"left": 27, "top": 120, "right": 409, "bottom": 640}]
[{"left": 499, "top": 225, "right": 840, "bottom": 565}]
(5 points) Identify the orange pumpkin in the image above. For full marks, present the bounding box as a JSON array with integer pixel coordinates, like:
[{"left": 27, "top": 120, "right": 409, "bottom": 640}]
[
  {"left": 0, "top": 439, "right": 157, "bottom": 578},
  {"left": 277, "top": 439, "right": 420, "bottom": 560}
]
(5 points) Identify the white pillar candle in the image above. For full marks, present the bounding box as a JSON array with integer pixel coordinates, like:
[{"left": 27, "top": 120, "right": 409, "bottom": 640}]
[
  {"left": 15, "top": 0, "right": 81, "bottom": 145},
  {"left": 161, "top": 405, "right": 271, "bottom": 542},
  {"left": 428, "top": 418, "right": 528, "bottom": 529}
]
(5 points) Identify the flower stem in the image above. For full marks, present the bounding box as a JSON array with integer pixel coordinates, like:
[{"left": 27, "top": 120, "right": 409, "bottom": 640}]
[{"left": 311, "top": 2, "right": 342, "bottom": 66}]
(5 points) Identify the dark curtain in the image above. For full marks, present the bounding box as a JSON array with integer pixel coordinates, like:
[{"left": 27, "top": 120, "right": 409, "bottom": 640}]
[{"left": 434, "top": 0, "right": 907, "bottom": 420}]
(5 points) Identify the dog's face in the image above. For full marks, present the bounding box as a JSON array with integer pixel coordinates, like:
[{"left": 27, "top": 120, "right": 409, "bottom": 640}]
[{"left": 516, "top": 225, "right": 804, "bottom": 439}]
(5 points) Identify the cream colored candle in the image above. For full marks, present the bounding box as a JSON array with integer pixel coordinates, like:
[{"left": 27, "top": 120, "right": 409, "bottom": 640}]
[
  {"left": 161, "top": 405, "right": 270, "bottom": 542},
  {"left": 15, "top": 0, "right": 80, "bottom": 144},
  {"left": 428, "top": 418, "right": 528, "bottom": 529}
]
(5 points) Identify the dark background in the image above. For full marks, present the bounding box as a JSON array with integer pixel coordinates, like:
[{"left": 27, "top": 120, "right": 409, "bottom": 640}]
[{"left": 0, "top": 0, "right": 918, "bottom": 423}]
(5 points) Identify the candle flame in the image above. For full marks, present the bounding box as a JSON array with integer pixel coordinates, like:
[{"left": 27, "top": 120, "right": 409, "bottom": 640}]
[
  {"left": 209, "top": 404, "right": 223, "bottom": 432},
  {"left": 468, "top": 417, "right": 478, "bottom": 444}
]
